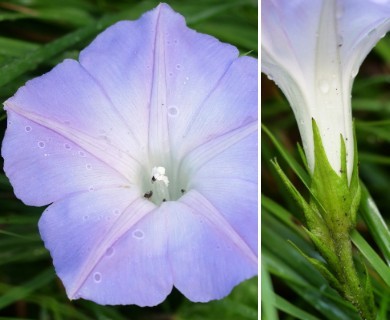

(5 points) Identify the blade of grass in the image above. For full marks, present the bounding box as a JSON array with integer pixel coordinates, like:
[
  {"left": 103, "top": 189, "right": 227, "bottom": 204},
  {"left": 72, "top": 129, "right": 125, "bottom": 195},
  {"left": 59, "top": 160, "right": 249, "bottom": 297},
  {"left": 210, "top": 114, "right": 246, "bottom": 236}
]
[
  {"left": 359, "top": 183, "right": 390, "bottom": 265},
  {"left": 0, "top": 268, "right": 55, "bottom": 309},
  {"left": 274, "top": 294, "right": 321, "bottom": 320},
  {"left": 261, "top": 262, "right": 278, "bottom": 320},
  {"left": 351, "top": 231, "right": 390, "bottom": 286}
]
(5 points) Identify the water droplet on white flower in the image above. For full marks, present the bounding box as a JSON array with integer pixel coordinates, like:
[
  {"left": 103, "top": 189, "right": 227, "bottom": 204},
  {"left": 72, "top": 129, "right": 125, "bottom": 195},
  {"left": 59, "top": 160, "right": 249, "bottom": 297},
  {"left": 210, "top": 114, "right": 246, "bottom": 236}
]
[
  {"left": 89, "top": 186, "right": 94, "bottom": 192},
  {"left": 132, "top": 229, "right": 145, "bottom": 239},
  {"left": 168, "top": 106, "right": 179, "bottom": 117},
  {"left": 319, "top": 79, "right": 330, "bottom": 94},
  {"left": 113, "top": 209, "right": 121, "bottom": 215},
  {"left": 64, "top": 143, "right": 71, "bottom": 150},
  {"left": 25, "top": 126, "right": 32, "bottom": 132},
  {"left": 93, "top": 272, "right": 102, "bottom": 283},
  {"left": 86, "top": 164, "right": 92, "bottom": 170},
  {"left": 176, "top": 64, "right": 181, "bottom": 70},
  {"left": 79, "top": 151, "right": 86, "bottom": 157},
  {"left": 83, "top": 215, "right": 89, "bottom": 220},
  {"left": 37, "top": 141, "right": 45, "bottom": 148}
]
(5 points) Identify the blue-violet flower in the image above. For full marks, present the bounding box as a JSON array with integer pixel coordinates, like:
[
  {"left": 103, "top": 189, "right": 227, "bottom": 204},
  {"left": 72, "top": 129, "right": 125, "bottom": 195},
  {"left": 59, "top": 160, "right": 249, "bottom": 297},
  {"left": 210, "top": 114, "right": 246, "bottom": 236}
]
[{"left": 1, "top": 4, "right": 258, "bottom": 306}]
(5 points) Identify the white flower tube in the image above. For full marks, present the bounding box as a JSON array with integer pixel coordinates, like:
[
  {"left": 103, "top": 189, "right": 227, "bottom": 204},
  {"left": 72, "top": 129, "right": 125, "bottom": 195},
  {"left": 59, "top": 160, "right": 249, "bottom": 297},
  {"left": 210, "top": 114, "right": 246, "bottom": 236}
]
[{"left": 262, "top": 0, "right": 390, "bottom": 182}]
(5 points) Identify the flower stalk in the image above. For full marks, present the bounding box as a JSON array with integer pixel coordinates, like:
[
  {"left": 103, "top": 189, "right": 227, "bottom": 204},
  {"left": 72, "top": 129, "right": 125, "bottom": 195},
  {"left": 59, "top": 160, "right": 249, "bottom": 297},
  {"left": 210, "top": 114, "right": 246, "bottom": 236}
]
[{"left": 272, "top": 120, "right": 375, "bottom": 320}]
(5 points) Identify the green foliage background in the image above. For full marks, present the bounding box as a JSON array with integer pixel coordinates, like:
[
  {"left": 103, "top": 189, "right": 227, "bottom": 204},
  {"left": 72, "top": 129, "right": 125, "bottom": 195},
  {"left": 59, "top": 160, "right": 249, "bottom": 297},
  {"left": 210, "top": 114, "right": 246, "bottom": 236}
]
[
  {"left": 0, "top": 0, "right": 258, "bottom": 319},
  {"left": 262, "top": 32, "right": 390, "bottom": 319}
]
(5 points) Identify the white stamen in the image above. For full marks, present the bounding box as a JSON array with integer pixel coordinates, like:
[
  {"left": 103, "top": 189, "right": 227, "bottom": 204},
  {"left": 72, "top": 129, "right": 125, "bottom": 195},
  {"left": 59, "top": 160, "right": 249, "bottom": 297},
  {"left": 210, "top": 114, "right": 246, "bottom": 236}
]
[{"left": 152, "top": 166, "right": 169, "bottom": 186}]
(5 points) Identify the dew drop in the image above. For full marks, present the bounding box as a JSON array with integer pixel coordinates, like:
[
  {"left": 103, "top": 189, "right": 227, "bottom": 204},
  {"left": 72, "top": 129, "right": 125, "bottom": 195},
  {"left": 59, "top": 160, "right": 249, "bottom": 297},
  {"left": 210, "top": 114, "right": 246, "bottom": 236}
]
[
  {"left": 169, "top": 72, "right": 173, "bottom": 76},
  {"left": 318, "top": 79, "right": 330, "bottom": 94},
  {"left": 79, "top": 151, "right": 86, "bottom": 157},
  {"left": 132, "top": 229, "right": 145, "bottom": 239},
  {"left": 175, "top": 64, "right": 181, "bottom": 70},
  {"left": 113, "top": 209, "right": 121, "bottom": 215},
  {"left": 7, "top": 121, "right": 12, "bottom": 126},
  {"left": 25, "top": 126, "right": 32, "bottom": 132},
  {"left": 93, "top": 272, "right": 102, "bottom": 283},
  {"left": 86, "top": 164, "right": 92, "bottom": 170},
  {"left": 83, "top": 215, "right": 89, "bottom": 221},
  {"left": 185, "top": 76, "right": 190, "bottom": 81},
  {"left": 64, "top": 143, "right": 71, "bottom": 150},
  {"left": 174, "top": 39, "right": 178, "bottom": 44},
  {"left": 89, "top": 186, "right": 94, "bottom": 192},
  {"left": 106, "top": 247, "right": 114, "bottom": 256},
  {"left": 37, "top": 141, "right": 45, "bottom": 148},
  {"left": 168, "top": 106, "right": 179, "bottom": 117}
]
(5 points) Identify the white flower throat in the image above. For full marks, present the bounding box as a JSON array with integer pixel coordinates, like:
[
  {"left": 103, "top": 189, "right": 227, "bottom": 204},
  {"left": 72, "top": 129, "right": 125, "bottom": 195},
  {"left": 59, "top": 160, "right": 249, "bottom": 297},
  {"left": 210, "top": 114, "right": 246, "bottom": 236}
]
[{"left": 143, "top": 166, "right": 185, "bottom": 204}]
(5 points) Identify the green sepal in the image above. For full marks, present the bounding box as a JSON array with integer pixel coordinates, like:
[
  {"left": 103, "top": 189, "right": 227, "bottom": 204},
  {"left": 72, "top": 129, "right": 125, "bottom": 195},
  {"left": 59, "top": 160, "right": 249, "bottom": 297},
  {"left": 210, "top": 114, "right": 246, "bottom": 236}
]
[
  {"left": 362, "top": 264, "right": 376, "bottom": 319},
  {"left": 297, "top": 142, "right": 309, "bottom": 172},
  {"left": 302, "top": 227, "right": 338, "bottom": 274},
  {"left": 310, "top": 119, "right": 361, "bottom": 234},
  {"left": 288, "top": 240, "right": 343, "bottom": 294},
  {"left": 271, "top": 159, "right": 327, "bottom": 236}
]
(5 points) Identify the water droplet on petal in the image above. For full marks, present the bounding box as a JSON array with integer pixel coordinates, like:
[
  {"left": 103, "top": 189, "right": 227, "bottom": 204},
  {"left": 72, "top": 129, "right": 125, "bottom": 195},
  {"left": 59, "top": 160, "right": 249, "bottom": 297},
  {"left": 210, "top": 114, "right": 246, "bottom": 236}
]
[
  {"left": 168, "top": 106, "right": 179, "bottom": 117},
  {"left": 64, "top": 143, "right": 71, "bottom": 150},
  {"left": 86, "top": 164, "right": 92, "bottom": 170},
  {"left": 89, "top": 186, "right": 94, "bottom": 192},
  {"left": 132, "top": 229, "right": 145, "bottom": 239},
  {"left": 37, "top": 141, "right": 45, "bottom": 148},
  {"left": 106, "top": 247, "right": 114, "bottom": 256},
  {"left": 93, "top": 272, "right": 102, "bottom": 283},
  {"left": 113, "top": 209, "right": 121, "bottom": 215},
  {"left": 25, "top": 126, "right": 32, "bottom": 132},
  {"left": 176, "top": 64, "right": 181, "bottom": 70},
  {"left": 79, "top": 151, "right": 86, "bottom": 157},
  {"left": 318, "top": 79, "right": 330, "bottom": 94},
  {"left": 83, "top": 215, "right": 89, "bottom": 221}
]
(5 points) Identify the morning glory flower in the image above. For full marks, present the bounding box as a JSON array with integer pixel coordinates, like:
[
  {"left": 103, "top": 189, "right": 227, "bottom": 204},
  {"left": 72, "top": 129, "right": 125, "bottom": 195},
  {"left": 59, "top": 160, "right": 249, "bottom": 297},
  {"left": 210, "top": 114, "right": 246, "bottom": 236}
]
[
  {"left": 262, "top": 0, "right": 390, "bottom": 181},
  {"left": 1, "top": 4, "right": 257, "bottom": 306}
]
